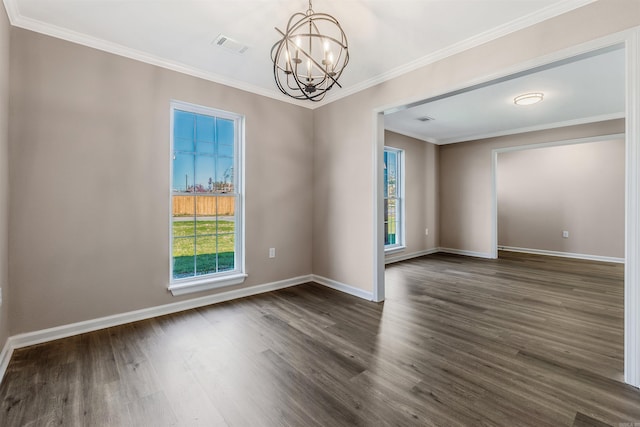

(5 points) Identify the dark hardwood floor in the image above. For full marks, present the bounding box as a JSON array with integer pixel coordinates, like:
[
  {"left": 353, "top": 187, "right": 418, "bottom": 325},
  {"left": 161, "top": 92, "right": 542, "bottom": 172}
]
[{"left": 1, "top": 252, "right": 639, "bottom": 426}]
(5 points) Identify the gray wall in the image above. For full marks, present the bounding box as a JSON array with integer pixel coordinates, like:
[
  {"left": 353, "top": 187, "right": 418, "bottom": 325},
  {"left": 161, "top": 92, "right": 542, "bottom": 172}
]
[
  {"left": 384, "top": 131, "right": 439, "bottom": 259},
  {"left": 8, "top": 28, "right": 313, "bottom": 334},
  {"left": 0, "top": 3, "right": 10, "bottom": 347},
  {"left": 497, "top": 138, "right": 625, "bottom": 258},
  {"left": 313, "top": 1, "right": 640, "bottom": 293},
  {"left": 439, "top": 120, "right": 625, "bottom": 255},
  {"left": 2, "top": 0, "right": 640, "bottom": 337}
]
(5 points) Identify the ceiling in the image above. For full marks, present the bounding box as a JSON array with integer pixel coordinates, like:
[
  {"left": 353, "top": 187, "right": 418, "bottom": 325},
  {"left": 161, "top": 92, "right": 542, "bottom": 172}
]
[
  {"left": 5, "top": 0, "right": 615, "bottom": 143},
  {"left": 4, "top": 0, "right": 595, "bottom": 108},
  {"left": 385, "top": 46, "right": 626, "bottom": 144}
]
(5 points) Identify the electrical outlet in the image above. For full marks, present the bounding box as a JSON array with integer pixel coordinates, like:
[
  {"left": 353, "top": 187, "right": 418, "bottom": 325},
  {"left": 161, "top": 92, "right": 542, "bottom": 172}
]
[
  {"left": 269, "top": 248, "right": 276, "bottom": 258},
  {"left": 562, "top": 230, "right": 569, "bottom": 238},
  {"left": 425, "top": 228, "right": 429, "bottom": 236}
]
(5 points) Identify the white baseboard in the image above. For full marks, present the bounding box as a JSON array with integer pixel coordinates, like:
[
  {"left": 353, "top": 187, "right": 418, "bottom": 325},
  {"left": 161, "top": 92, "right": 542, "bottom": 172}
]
[
  {"left": 0, "top": 274, "right": 313, "bottom": 383},
  {"left": 0, "top": 338, "right": 11, "bottom": 384},
  {"left": 498, "top": 246, "right": 625, "bottom": 264},
  {"left": 385, "top": 248, "right": 439, "bottom": 264},
  {"left": 312, "top": 275, "right": 374, "bottom": 301},
  {"left": 438, "top": 247, "right": 495, "bottom": 259}
]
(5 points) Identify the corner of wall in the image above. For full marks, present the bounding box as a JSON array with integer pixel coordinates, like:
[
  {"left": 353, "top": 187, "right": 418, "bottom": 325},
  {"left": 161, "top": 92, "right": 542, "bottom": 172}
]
[{"left": 0, "top": 0, "right": 12, "bottom": 380}]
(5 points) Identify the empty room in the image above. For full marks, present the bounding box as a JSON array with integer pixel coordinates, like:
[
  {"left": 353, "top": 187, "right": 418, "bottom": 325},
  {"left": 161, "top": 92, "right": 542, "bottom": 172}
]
[{"left": 1, "top": 0, "right": 640, "bottom": 426}]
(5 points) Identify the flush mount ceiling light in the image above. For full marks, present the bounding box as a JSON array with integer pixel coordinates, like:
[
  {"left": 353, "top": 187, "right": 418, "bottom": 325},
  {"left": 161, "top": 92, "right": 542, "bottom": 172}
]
[
  {"left": 271, "top": 0, "right": 349, "bottom": 102},
  {"left": 514, "top": 92, "right": 544, "bottom": 106}
]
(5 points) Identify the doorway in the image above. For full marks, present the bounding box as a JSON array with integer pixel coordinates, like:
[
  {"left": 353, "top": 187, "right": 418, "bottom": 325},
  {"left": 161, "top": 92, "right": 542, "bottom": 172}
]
[{"left": 376, "top": 34, "right": 639, "bottom": 387}]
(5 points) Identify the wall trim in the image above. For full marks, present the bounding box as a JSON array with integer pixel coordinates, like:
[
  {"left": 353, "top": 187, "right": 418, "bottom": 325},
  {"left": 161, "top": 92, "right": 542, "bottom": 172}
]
[
  {"left": 0, "top": 274, "right": 313, "bottom": 383},
  {"left": 438, "top": 248, "right": 494, "bottom": 259},
  {"left": 312, "top": 275, "right": 374, "bottom": 301},
  {"left": 0, "top": 339, "right": 11, "bottom": 385},
  {"left": 624, "top": 28, "right": 640, "bottom": 388},
  {"left": 2, "top": 3, "right": 305, "bottom": 109},
  {"left": 499, "top": 246, "right": 625, "bottom": 264},
  {"left": 385, "top": 248, "right": 439, "bottom": 264}
]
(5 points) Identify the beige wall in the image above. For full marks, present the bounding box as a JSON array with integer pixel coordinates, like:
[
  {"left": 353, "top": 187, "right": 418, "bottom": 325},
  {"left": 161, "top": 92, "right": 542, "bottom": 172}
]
[
  {"left": 383, "top": 131, "right": 439, "bottom": 259},
  {"left": 497, "top": 138, "right": 625, "bottom": 258},
  {"left": 8, "top": 28, "right": 313, "bottom": 334},
  {"left": 3, "top": 0, "right": 640, "bottom": 334},
  {"left": 0, "top": 3, "right": 10, "bottom": 347},
  {"left": 313, "top": 1, "right": 640, "bottom": 292},
  {"left": 440, "top": 120, "right": 624, "bottom": 255}
]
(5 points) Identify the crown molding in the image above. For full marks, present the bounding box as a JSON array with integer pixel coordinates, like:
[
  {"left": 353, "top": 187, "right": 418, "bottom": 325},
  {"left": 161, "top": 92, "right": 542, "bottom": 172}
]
[
  {"left": 438, "top": 112, "right": 625, "bottom": 145},
  {"left": 384, "top": 112, "right": 624, "bottom": 146},
  {"left": 2, "top": 0, "right": 595, "bottom": 110},
  {"left": 1, "top": 0, "right": 306, "bottom": 108}
]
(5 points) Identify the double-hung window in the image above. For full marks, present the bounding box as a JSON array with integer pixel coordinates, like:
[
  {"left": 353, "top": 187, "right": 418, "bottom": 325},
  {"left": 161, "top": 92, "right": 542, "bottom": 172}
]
[
  {"left": 384, "top": 147, "right": 404, "bottom": 251},
  {"left": 169, "top": 101, "right": 245, "bottom": 295}
]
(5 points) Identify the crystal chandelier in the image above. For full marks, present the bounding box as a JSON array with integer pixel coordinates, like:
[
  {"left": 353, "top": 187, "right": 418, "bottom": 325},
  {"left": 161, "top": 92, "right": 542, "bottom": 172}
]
[{"left": 271, "top": 0, "right": 349, "bottom": 102}]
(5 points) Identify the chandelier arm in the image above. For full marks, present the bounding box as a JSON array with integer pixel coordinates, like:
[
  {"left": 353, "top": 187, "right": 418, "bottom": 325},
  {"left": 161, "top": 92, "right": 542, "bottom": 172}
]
[{"left": 293, "top": 45, "right": 343, "bottom": 88}]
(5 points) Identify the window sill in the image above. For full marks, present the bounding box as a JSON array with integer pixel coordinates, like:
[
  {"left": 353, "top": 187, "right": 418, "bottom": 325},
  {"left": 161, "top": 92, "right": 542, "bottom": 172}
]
[
  {"left": 169, "top": 272, "right": 248, "bottom": 296},
  {"left": 385, "top": 245, "right": 406, "bottom": 255}
]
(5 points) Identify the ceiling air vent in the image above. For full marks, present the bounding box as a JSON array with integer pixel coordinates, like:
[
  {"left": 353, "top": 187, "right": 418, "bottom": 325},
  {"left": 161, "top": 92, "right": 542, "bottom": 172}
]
[
  {"left": 213, "top": 34, "right": 249, "bottom": 54},
  {"left": 417, "top": 116, "right": 435, "bottom": 122}
]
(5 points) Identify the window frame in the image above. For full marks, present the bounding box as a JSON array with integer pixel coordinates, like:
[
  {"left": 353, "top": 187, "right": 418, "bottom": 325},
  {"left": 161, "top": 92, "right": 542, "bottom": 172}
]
[
  {"left": 168, "top": 100, "right": 246, "bottom": 296},
  {"left": 383, "top": 146, "right": 405, "bottom": 253}
]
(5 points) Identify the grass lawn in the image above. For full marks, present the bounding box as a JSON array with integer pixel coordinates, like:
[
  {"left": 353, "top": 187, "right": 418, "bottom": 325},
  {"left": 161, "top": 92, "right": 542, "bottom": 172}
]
[{"left": 172, "top": 220, "right": 235, "bottom": 277}]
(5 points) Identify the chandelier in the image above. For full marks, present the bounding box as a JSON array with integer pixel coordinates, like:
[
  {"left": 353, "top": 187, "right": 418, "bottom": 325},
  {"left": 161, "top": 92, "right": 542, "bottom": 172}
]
[{"left": 271, "top": 0, "right": 349, "bottom": 102}]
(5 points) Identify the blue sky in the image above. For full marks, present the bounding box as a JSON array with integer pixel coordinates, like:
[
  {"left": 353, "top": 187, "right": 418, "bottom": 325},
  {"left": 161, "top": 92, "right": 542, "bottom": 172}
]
[{"left": 173, "top": 110, "right": 235, "bottom": 192}]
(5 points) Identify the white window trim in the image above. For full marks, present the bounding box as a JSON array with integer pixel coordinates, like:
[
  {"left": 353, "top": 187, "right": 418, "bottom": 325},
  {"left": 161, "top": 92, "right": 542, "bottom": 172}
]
[
  {"left": 168, "top": 100, "right": 246, "bottom": 296},
  {"left": 384, "top": 147, "right": 405, "bottom": 251}
]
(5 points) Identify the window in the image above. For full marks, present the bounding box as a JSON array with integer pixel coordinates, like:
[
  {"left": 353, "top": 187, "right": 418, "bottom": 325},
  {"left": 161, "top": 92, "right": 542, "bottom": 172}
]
[
  {"left": 169, "top": 101, "right": 245, "bottom": 295},
  {"left": 384, "top": 147, "right": 404, "bottom": 251}
]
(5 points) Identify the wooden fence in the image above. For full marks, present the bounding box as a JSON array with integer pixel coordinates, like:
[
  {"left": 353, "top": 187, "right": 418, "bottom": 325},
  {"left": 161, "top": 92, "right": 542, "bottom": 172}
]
[{"left": 172, "top": 195, "right": 235, "bottom": 216}]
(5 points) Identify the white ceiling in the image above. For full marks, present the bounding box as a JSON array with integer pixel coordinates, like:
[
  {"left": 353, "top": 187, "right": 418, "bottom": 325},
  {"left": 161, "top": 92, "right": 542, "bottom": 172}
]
[
  {"left": 385, "top": 47, "right": 626, "bottom": 144},
  {"left": 4, "top": 0, "right": 595, "bottom": 108},
  {"left": 5, "top": 0, "right": 614, "bottom": 143}
]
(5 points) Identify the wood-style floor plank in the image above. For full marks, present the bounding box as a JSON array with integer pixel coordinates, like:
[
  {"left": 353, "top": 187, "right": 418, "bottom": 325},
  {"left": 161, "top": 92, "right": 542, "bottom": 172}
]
[{"left": 1, "top": 251, "right": 639, "bottom": 426}]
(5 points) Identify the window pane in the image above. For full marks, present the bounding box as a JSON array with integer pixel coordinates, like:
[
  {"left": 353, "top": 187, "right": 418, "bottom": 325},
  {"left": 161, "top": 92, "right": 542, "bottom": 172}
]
[
  {"left": 173, "top": 237, "right": 195, "bottom": 279},
  {"left": 173, "top": 153, "right": 194, "bottom": 192},
  {"left": 384, "top": 147, "right": 402, "bottom": 248},
  {"left": 217, "top": 118, "right": 234, "bottom": 146},
  {"left": 218, "top": 142, "right": 234, "bottom": 159},
  {"left": 217, "top": 232, "right": 235, "bottom": 272},
  {"left": 195, "top": 196, "right": 217, "bottom": 222},
  {"left": 196, "top": 115, "right": 215, "bottom": 143},
  {"left": 215, "top": 157, "right": 234, "bottom": 193},
  {"left": 172, "top": 195, "right": 196, "bottom": 219},
  {"left": 387, "top": 152, "right": 397, "bottom": 198},
  {"left": 195, "top": 156, "right": 215, "bottom": 193},
  {"left": 174, "top": 110, "right": 195, "bottom": 152},
  {"left": 216, "top": 196, "right": 235, "bottom": 218},
  {"left": 195, "top": 217, "right": 217, "bottom": 236},
  {"left": 383, "top": 151, "right": 389, "bottom": 198},
  {"left": 196, "top": 235, "right": 217, "bottom": 276},
  {"left": 387, "top": 198, "right": 397, "bottom": 245},
  {"left": 217, "top": 218, "right": 235, "bottom": 238},
  {"left": 173, "top": 216, "right": 196, "bottom": 239},
  {"left": 196, "top": 142, "right": 215, "bottom": 156}
]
